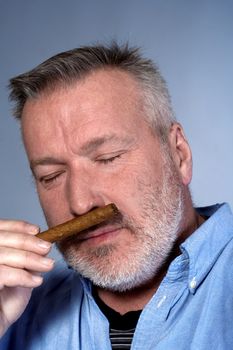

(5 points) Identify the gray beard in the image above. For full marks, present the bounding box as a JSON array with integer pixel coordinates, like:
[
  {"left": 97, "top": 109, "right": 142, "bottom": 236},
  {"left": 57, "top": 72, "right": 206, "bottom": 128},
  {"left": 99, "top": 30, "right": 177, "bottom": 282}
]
[{"left": 58, "top": 156, "right": 184, "bottom": 292}]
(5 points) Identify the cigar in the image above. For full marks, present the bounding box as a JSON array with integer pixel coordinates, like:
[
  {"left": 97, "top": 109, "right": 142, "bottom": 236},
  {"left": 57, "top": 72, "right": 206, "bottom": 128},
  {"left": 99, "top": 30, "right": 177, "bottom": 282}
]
[{"left": 36, "top": 203, "right": 118, "bottom": 243}]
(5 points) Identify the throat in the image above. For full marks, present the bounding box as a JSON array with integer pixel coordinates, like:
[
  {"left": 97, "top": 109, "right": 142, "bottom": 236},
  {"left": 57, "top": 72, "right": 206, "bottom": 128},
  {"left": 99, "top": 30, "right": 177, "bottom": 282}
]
[
  {"left": 93, "top": 288, "right": 142, "bottom": 329},
  {"left": 94, "top": 276, "right": 163, "bottom": 315},
  {"left": 93, "top": 242, "right": 181, "bottom": 315},
  {"left": 93, "top": 289, "right": 141, "bottom": 350}
]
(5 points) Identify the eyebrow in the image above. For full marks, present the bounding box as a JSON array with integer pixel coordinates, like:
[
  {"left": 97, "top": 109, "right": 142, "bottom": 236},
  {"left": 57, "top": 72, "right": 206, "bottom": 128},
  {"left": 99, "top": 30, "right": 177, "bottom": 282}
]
[
  {"left": 30, "top": 134, "right": 135, "bottom": 171},
  {"left": 30, "top": 157, "right": 65, "bottom": 172}
]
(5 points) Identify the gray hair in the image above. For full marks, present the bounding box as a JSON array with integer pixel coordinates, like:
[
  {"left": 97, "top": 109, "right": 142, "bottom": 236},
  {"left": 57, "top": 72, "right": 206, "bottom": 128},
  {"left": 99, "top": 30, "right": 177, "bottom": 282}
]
[{"left": 9, "top": 42, "right": 176, "bottom": 140}]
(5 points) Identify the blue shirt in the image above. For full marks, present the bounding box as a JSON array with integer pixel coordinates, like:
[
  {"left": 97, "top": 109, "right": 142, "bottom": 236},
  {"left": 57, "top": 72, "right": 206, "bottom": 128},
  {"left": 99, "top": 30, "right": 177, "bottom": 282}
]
[{"left": 1, "top": 203, "right": 233, "bottom": 349}]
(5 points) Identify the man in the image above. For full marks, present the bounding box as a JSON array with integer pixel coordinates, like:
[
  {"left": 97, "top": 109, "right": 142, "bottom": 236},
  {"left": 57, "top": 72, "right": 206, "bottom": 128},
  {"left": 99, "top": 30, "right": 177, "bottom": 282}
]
[{"left": 0, "top": 43, "right": 233, "bottom": 349}]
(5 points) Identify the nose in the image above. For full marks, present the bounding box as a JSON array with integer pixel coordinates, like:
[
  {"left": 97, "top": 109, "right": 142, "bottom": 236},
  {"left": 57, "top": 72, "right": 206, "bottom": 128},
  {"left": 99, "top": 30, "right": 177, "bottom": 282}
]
[{"left": 66, "top": 168, "right": 105, "bottom": 216}]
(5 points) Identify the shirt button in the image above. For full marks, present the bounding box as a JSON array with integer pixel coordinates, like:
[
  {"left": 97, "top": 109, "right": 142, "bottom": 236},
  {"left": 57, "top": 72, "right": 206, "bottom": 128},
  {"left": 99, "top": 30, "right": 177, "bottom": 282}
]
[
  {"left": 157, "top": 295, "right": 167, "bottom": 308},
  {"left": 190, "top": 278, "right": 197, "bottom": 289}
]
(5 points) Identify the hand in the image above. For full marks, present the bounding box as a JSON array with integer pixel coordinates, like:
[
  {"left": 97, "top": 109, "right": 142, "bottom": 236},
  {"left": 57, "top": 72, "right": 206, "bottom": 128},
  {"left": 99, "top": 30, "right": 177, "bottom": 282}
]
[{"left": 0, "top": 219, "right": 54, "bottom": 337}]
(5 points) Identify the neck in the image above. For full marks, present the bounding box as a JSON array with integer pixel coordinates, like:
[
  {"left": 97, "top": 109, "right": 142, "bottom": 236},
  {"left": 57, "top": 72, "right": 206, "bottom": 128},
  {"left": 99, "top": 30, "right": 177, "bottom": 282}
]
[
  {"left": 96, "top": 266, "right": 166, "bottom": 315},
  {"left": 95, "top": 206, "right": 205, "bottom": 315}
]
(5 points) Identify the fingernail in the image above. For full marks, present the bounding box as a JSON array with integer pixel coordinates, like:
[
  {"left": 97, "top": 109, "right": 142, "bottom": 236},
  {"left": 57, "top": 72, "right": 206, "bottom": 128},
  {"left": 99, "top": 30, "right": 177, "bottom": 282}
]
[
  {"left": 37, "top": 239, "right": 52, "bottom": 250},
  {"left": 41, "top": 258, "right": 55, "bottom": 267},
  {"left": 28, "top": 225, "right": 40, "bottom": 234},
  {"left": 31, "top": 275, "right": 43, "bottom": 284}
]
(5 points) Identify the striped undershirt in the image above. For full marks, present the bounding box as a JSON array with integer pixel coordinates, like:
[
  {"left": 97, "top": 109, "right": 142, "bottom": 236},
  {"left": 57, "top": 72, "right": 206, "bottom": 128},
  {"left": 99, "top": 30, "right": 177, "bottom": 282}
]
[
  {"left": 109, "top": 328, "right": 136, "bottom": 349},
  {"left": 93, "top": 289, "right": 141, "bottom": 349}
]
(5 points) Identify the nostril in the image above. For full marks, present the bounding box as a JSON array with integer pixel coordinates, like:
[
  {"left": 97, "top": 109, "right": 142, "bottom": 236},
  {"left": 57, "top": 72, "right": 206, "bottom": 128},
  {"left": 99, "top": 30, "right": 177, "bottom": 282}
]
[
  {"left": 89, "top": 206, "right": 99, "bottom": 212},
  {"left": 69, "top": 197, "right": 106, "bottom": 217},
  {"left": 74, "top": 205, "right": 99, "bottom": 217}
]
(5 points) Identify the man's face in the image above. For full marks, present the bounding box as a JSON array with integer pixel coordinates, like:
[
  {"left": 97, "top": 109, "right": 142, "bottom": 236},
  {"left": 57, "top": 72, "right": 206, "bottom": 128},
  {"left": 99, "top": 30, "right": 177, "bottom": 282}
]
[{"left": 22, "top": 70, "right": 184, "bottom": 291}]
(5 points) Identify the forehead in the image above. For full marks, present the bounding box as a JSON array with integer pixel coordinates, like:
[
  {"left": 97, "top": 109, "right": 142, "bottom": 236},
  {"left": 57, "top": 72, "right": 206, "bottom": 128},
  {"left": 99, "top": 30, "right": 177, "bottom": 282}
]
[
  {"left": 22, "top": 69, "right": 144, "bottom": 118},
  {"left": 22, "top": 70, "right": 153, "bottom": 157},
  {"left": 21, "top": 69, "right": 147, "bottom": 141},
  {"left": 22, "top": 69, "right": 142, "bottom": 122}
]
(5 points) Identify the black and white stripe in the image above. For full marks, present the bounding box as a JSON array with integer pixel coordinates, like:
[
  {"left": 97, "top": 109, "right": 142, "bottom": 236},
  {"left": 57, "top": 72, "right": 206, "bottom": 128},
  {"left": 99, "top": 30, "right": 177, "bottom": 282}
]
[
  {"left": 93, "top": 288, "right": 141, "bottom": 349},
  {"left": 110, "top": 328, "right": 135, "bottom": 349}
]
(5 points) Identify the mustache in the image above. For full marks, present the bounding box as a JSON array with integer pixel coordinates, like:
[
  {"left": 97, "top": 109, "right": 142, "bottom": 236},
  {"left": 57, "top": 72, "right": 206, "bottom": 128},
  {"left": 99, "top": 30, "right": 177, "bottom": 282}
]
[{"left": 57, "top": 210, "right": 127, "bottom": 246}]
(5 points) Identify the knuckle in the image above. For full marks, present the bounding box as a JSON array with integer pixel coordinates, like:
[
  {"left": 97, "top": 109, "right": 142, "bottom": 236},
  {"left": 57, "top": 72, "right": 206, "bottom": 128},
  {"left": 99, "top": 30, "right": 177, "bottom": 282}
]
[
  {"left": 0, "top": 265, "right": 36, "bottom": 288},
  {"left": 23, "top": 251, "right": 44, "bottom": 270},
  {"left": 0, "top": 219, "right": 23, "bottom": 229},
  {"left": 0, "top": 265, "right": 14, "bottom": 285},
  {"left": 19, "top": 234, "right": 31, "bottom": 250},
  {"left": 24, "top": 250, "right": 33, "bottom": 264},
  {"left": 0, "top": 247, "right": 9, "bottom": 263},
  {"left": 14, "top": 232, "right": 37, "bottom": 251},
  {"left": 0, "top": 265, "right": 6, "bottom": 277},
  {"left": 0, "top": 219, "right": 38, "bottom": 235},
  {"left": 0, "top": 231, "right": 37, "bottom": 252}
]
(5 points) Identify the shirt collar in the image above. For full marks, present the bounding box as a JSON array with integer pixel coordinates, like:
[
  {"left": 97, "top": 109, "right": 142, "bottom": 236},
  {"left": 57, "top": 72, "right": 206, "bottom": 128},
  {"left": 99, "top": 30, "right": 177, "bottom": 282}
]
[
  {"left": 78, "top": 203, "right": 233, "bottom": 296},
  {"left": 180, "top": 203, "right": 233, "bottom": 294}
]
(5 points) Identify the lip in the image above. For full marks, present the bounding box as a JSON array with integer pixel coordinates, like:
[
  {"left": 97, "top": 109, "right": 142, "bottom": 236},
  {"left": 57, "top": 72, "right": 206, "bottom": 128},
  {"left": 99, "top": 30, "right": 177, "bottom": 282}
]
[{"left": 77, "top": 225, "right": 123, "bottom": 244}]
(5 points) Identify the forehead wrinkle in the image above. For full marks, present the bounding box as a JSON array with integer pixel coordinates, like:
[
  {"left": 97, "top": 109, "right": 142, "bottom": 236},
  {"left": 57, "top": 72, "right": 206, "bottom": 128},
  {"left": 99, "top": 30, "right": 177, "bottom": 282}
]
[{"left": 79, "top": 134, "right": 135, "bottom": 156}]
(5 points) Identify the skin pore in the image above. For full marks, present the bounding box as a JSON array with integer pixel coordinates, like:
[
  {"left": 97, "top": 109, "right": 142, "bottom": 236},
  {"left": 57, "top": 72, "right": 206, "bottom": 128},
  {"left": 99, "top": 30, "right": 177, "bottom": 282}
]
[{"left": 21, "top": 69, "right": 203, "bottom": 314}]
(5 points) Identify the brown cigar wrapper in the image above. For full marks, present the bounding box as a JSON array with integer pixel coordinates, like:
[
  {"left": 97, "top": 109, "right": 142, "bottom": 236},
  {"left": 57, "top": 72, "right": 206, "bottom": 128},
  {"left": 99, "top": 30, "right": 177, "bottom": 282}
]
[{"left": 36, "top": 203, "right": 118, "bottom": 243}]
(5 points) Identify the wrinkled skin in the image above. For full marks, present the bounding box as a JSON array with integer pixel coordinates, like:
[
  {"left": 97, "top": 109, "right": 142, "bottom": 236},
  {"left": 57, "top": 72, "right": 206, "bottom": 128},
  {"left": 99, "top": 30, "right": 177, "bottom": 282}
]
[{"left": 0, "top": 69, "right": 196, "bottom": 334}]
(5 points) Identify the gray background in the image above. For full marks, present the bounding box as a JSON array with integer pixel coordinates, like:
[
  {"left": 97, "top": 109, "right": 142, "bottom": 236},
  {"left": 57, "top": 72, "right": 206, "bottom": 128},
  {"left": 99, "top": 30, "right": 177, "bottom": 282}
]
[{"left": 1, "top": 0, "right": 233, "bottom": 233}]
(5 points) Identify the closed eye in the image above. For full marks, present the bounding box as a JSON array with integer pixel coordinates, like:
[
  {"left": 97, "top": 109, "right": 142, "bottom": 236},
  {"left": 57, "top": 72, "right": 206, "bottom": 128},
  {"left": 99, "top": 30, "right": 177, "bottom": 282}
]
[
  {"left": 96, "top": 154, "right": 122, "bottom": 164},
  {"left": 39, "top": 171, "right": 65, "bottom": 188}
]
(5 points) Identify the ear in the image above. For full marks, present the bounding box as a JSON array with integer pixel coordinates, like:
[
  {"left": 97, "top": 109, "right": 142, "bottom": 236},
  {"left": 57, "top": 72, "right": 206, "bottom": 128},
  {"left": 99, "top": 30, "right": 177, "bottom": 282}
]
[{"left": 168, "top": 123, "right": 192, "bottom": 186}]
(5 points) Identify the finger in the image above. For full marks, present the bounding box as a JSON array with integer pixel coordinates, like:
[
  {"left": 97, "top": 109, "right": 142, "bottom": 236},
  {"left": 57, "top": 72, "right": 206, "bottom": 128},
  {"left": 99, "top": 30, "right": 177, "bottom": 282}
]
[
  {"left": 0, "top": 265, "right": 43, "bottom": 289},
  {"left": 0, "top": 247, "right": 55, "bottom": 272},
  {"left": 0, "top": 220, "right": 39, "bottom": 235},
  {"left": 0, "top": 231, "right": 52, "bottom": 255}
]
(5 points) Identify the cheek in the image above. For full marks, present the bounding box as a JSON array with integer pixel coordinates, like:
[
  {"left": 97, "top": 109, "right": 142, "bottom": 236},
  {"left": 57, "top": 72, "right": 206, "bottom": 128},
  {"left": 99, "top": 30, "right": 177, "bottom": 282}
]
[
  {"left": 37, "top": 186, "right": 68, "bottom": 227},
  {"left": 102, "top": 166, "right": 155, "bottom": 216}
]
